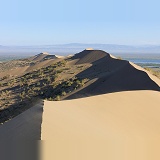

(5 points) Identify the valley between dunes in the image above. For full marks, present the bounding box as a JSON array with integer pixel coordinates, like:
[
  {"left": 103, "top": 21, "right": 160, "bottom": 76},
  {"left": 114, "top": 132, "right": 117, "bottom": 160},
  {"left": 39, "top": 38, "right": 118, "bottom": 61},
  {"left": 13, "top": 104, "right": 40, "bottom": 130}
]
[{"left": 0, "top": 49, "right": 160, "bottom": 159}]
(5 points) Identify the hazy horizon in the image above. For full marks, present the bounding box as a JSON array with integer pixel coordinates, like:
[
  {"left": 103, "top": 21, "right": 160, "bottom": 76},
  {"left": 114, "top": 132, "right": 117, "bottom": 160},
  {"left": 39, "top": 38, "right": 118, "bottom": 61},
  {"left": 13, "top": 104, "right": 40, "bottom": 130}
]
[{"left": 0, "top": 43, "right": 160, "bottom": 57}]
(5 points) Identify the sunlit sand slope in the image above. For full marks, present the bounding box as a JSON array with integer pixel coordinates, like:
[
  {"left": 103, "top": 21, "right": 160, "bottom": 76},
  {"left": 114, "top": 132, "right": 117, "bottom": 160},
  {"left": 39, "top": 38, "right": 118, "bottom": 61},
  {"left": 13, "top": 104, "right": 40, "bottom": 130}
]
[{"left": 42, "top": 90, "right": 160, "bottom": 160}]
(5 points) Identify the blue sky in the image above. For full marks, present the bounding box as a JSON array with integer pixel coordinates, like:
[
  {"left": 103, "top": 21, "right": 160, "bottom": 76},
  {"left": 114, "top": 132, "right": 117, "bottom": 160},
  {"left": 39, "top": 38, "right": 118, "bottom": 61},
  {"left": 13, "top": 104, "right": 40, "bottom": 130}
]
[{"left": 0, "top": 0, "right": 160, "bottom": 45}]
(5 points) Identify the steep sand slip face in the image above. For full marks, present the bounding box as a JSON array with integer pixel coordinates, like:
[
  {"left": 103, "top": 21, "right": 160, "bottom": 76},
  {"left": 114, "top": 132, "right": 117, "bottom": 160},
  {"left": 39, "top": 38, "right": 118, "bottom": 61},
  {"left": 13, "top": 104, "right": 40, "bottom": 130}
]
[
  {"left": 110, "top": 53, "right": 160, "bottom": 87},
  {"left": 0, "top": 101, "right": 43, "bottom": 160},
  {"left": 69, "top": 51, "right": 159, "bottom": 98},
  {"left": 130, "top": 62, "right": 160, "bottom": 86},
  {"left": 42, "top": 91, "right": 160, "bottom": 160},
  {"left": 0, "top": 101, "right": 43, "bottom": 141}
]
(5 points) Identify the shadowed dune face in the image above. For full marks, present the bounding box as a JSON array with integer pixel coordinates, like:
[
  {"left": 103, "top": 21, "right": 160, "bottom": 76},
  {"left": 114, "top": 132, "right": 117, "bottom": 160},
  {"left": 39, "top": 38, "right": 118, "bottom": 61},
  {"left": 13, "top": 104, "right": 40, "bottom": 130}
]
[
  {"left": 0, "top": 100, "right": 44, "bottom": 141},
  {"left": 67, "top": 50, "right": 160, "bottom": 99},
  {"left": 71, "top": 49, "right": 110, "bottom": 64},
  {"left": 0, "top": 101, "right": 43, "bottom": 160}
]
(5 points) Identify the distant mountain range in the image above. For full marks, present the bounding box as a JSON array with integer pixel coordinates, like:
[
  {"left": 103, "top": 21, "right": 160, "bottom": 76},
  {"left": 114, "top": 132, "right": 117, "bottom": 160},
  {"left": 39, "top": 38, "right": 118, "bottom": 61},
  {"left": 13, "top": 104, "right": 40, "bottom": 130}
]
[{"left": 0, "top": 43, "right": 160, "bottom": 55}]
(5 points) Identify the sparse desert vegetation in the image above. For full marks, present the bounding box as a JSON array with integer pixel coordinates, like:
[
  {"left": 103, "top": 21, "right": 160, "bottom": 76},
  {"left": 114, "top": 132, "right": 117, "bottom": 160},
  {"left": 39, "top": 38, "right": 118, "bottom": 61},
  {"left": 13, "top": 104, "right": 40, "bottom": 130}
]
[
  {"left": 0, "top": 59, "right": 31, "bottom": 72},
  {"left": 0, "top": 56, "right": 89, "bottom": 123}
]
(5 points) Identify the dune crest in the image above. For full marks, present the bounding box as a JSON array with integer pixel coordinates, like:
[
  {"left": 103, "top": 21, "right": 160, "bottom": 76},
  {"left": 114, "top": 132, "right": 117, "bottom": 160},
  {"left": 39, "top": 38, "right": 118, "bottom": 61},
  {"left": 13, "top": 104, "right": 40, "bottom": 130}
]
[
  {"left": 71, "top": 49, "right": 110, "bottom": 64},
  {"left": 85, "top": 48, "right": 94, "bottom": 50}
]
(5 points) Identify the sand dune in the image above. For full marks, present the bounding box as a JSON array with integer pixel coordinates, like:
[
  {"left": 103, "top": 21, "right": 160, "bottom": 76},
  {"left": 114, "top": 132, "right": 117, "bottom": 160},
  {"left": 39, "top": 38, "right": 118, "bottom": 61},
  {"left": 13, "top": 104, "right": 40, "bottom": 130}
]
[
  {"left": 0, "top": 91, "right": 159, "bottom": 159},
  {"left": 25, "top": 58, "right": 61, "bottom": 72},
  {"left": 0, "top": 49, "right": 159, "bottom": 160},
  {"left": 29, "top": 52, "right": 50, "bottom": 61},
  {"left": 28, "top": 52, "right": 63, "bottom": 62},
  {"left": 42, "top": 90, "right": 160, "bottom": 160},
  {"left": 0, "top": 53, "right": 62, "bottom": 78},
  {"left": 71, "top": 49, "right": 110, "bottom": 64},
  {"left": 67, "top": 50, "right": 159, "bottom": 99}
]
